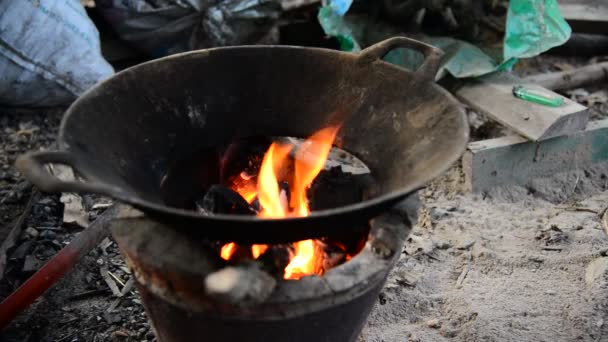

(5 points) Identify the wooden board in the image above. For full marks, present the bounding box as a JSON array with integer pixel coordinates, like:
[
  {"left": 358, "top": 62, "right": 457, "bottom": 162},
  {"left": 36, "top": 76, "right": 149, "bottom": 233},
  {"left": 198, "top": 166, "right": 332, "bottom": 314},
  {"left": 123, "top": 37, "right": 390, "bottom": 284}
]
[
  {"left": 559, "top": 0, "right": 608, "bottom": 35},
  {"left": 280, "top": 0, "right": 320, "bottom": 10},
  {"left": 463, "top": 119, "right": 608, "bottom": 194},
  {"left": 456, "top": 72, "right": 588, "bottom": 141}
]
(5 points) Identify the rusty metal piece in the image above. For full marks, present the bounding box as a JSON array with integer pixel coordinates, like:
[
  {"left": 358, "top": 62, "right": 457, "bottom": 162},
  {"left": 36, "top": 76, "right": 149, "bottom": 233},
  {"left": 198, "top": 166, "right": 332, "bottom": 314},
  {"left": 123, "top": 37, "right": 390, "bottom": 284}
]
[{"left": 111, "top": 195, "right": 417, "bottom": 342}]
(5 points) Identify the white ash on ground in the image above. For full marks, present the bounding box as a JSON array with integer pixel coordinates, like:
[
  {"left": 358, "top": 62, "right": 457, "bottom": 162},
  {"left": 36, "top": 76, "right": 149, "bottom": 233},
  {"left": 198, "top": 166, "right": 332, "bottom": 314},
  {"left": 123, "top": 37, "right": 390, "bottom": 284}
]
[{"left": 362, "top": 184, "right": 608, "bottom": 342}]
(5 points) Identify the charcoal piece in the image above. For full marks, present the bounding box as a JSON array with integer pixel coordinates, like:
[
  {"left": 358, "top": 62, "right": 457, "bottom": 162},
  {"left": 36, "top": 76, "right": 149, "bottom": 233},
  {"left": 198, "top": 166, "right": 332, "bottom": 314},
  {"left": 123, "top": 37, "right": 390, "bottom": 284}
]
[
  {"left": 250, "top": 197, "right": 261, "bottom": 213},
  {"left": 307, "top": 166, "right": 366, "bottom": 211},
  {"left": 219, "top": 136, "right": 273, "bottom": 182},
  {"left": 197, "top": 185, "right": 256, "bottom": 215},
  {"left": 161, "top": 147, "right": 221, "bottom": 210},
  {"left": 257, "top": 244, "right": 293, "bottom": 277},
  {"left": 225, "top": 244, "right": 254, "bottom": 264},
  {"left": 317, "top": 240, "right": 346, "bottom": 273}
]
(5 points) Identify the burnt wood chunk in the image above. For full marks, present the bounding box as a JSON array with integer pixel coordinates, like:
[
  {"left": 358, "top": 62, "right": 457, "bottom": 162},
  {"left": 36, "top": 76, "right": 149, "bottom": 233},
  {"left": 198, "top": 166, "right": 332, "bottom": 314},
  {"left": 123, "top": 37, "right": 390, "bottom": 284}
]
[
  {"left": 197, "top": 185, "right": 256, "bottom": 215},
  {"left": 317, "top": 241, "right": 347, "bottom": 273},
  {"left": 308, "top": 166, "right": 365, "bottom": 211},
  {"left": 257, "top": 244, "right": 293, "bottom": 277}
]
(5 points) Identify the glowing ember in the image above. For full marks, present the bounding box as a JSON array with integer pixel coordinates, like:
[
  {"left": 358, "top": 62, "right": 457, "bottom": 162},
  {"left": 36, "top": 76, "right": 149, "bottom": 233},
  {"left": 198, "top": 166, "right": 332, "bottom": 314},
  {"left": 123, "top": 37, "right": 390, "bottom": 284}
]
[
  {"left": 284, "top": 239, "right": 319, "bottom": 279},
  {"left": 251, "top": 244, "right": 268, "bottom": 258},
  {"left": 220, "top": 242, "right": 237, "bottom": 260},
  {"left": 220, "top": 125, "right": 341, "bottom": 280}
]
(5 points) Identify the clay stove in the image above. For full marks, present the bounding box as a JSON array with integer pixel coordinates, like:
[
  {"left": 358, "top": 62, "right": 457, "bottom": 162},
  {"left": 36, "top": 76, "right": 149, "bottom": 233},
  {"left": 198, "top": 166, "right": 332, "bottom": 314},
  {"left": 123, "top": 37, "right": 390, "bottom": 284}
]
[{"left": 111, "top": 196, "right": 416, "bottom": 342}]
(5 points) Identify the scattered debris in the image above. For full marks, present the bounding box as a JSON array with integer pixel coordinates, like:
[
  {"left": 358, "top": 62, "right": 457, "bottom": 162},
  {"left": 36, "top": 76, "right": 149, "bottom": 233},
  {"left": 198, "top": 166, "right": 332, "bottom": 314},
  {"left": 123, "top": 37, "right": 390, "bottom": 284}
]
[
  {"left": 100, "top": 265, "right": 122, "bottom": 297},
  {"left": 536, "top": 225, "right": 569, "bottom": 246},
  {"left": 23, "top": 227, "right": 39, "bottom": 239},
  {"left": 602, "top": 208, "right": 608, "bottom": 238},
  {"left": 456, "top": 240, "right": 476, "bottom": 250},
  {"left": 455, "top": 265, "right": 470, "bottom": 287},
  {"left": 0, "top": 191, "right": 38, "bottom": 280},
  {"left": 430, "top": 207, "right": 451, "bottom": 221},
  {"left": 585, "top": 258, "right": 608, "bottom": 286},
  {"left": 48, "top": 165, "right": 89, "bottom": 228},
  {"left": 426, "top": 319, "right": 441, "bottom": 329},
  {"left": 0, "top": 205, "right": 118, "bottom": 330}
]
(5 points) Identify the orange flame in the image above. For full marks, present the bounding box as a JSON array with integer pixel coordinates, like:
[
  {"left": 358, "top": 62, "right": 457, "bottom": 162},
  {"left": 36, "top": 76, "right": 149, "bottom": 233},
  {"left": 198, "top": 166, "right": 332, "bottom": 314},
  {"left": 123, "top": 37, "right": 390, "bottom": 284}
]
[
  {"left": 223, "top": 125, "right": 340, "bottom": 279},
  {"left": 257, "top": 143, "right": 292, "bottom": 218},
  {"left": 291, "top": 126, "right": 341, "bottom": 216}
]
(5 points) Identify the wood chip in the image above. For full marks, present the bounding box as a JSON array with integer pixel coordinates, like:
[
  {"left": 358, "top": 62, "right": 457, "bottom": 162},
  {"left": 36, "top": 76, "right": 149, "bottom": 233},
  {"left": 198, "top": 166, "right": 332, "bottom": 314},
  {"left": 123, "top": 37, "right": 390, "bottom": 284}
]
[
  {"left": 456, "top": 265, "right": 470, "bottom": 287},
  {"left": 542, "top": 246, "right": 564, "bottom": 251},
  {"left": 426, "top": 319, "right": 441, "bottom": 328},
  {"left": 68, "top": 289, "right": 111, "bottom": 301},
  {"left": 119, "top": 277, "right": 134, "bottom": 297},
  {"left": 280, "top": 0, "right": 320, "bottom": 10},
  {"left": 100, "top": 264, "right": 122, "bottom": 297},
  {"left": 49, "top": 165, "right": 89, "bottom": 228},
  {"left": 108, "top": 270, "right": 125, "bottom": 287},
  {"left": 557, "top": 206, "right": 598, "bottom": 214},
  {"left": 61, "top": 193, "right": 89, "bottom": 228},
  {"left": 602, "top": 208, "right": 608, "bottom": 238},
  {"left": 92, "top": 201, "right": 114, "bottom": 210},
  {"left": 396, "top": 270, "right": 420, "bottom": 287}
]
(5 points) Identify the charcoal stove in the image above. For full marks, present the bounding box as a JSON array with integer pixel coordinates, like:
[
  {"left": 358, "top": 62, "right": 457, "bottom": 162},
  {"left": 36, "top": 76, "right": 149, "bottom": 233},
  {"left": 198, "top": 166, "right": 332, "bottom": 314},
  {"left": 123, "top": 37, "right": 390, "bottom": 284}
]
[
  {"left": 110, "top": 196, "right": 417, "bottom": 342},
  {"left": 16, "top": 36, "right": 469, "bottom": 341}
]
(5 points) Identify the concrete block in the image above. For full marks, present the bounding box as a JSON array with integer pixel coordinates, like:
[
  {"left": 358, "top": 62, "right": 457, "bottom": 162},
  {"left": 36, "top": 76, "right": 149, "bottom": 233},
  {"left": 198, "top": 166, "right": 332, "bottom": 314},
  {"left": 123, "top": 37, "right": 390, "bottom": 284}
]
[{"left": 464, "top": 119, "right": 608, "bottom": 195}]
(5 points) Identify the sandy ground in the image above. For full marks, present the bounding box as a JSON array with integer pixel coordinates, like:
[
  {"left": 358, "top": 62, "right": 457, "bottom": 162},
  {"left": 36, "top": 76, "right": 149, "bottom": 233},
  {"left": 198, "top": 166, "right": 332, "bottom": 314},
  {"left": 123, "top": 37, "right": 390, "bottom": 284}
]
[{"left": 362, "top": 171, "right": 608, "bottom": 342}]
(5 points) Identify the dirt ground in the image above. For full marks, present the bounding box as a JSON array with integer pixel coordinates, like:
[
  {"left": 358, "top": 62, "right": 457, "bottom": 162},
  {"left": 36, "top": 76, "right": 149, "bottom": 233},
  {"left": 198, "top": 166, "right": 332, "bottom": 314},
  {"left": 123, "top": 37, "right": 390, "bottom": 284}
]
[
  {"left": 362, "top": 169, "right": 608, "bottom": 342},
  {"left": 0, "top": 54, "right": 607, "bottom": 341}
]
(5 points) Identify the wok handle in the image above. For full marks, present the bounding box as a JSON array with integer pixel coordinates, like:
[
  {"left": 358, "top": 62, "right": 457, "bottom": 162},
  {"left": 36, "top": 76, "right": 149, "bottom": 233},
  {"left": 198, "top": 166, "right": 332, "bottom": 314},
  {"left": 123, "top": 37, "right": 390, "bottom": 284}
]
[
  {"left": 357, "top": 37, "right": 443, "bottom": 81},
  {"left": 16, "top": 151, "right": 123, "bottom": 197}
]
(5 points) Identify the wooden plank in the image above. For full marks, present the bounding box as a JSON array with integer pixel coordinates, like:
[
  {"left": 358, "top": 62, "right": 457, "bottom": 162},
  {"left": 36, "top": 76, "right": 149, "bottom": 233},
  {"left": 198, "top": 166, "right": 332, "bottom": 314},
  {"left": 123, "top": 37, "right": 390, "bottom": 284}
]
[
  {"left": 456, "top": 72, "right": 588, "bottom": 141},
  {"left": 463, "top": 119, "right": 608, "bottom": 194},
  {"left": 523, "top": 62, "right": 608, "bottom": 91},
  {"left": 280, "top": 0, "right": 320, "bottom": 10},
  {"left": 559, "top": 0, "right": 608, "bottom": 35}
]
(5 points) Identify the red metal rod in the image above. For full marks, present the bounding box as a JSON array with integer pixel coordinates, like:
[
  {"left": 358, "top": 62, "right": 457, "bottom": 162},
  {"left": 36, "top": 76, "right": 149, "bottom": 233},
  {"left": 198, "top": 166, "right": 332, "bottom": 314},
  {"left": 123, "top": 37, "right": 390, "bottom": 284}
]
[{"left": 0, "top": 205, "right": 118, "bottom": 330}]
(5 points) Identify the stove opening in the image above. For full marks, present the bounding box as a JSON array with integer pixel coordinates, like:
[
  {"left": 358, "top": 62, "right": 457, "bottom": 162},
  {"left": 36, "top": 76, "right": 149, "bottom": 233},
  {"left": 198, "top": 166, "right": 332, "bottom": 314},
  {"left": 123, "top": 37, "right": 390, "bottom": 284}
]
[{"left": 160, "top": 127, "right": 373, "bottom": 280}]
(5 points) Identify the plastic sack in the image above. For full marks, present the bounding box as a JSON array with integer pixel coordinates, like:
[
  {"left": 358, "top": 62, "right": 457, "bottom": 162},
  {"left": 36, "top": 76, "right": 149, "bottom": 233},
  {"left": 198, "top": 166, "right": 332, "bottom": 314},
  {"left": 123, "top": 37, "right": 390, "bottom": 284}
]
[
  {"left": 97, "top": 0, "right": 281, "bottom": 58},
  {"left": 504, "top": 0, "right": 571, "bottom": 60},
  {"left": 319, "top": 0, "right": 571, "bottom": 79},
  {"left": 0, "top": 0, "right": 114, "bottom": 107}
]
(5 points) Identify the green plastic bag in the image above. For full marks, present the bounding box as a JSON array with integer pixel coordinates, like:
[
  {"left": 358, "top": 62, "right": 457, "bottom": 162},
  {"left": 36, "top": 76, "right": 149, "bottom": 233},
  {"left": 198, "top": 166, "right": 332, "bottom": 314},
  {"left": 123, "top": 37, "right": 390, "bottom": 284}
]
[
  {"left": 319, "top": 0, "right": 571, "bottom": 79},
  {"left": 504, "top": 0, "right": 572, "bottom": 60}
]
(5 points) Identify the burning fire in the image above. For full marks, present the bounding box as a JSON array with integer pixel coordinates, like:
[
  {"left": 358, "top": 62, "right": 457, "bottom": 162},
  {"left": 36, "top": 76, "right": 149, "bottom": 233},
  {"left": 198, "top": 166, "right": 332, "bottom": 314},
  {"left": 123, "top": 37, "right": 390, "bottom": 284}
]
[{"left": 220, "top": 126, "right": 340, "bottom": 280}]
